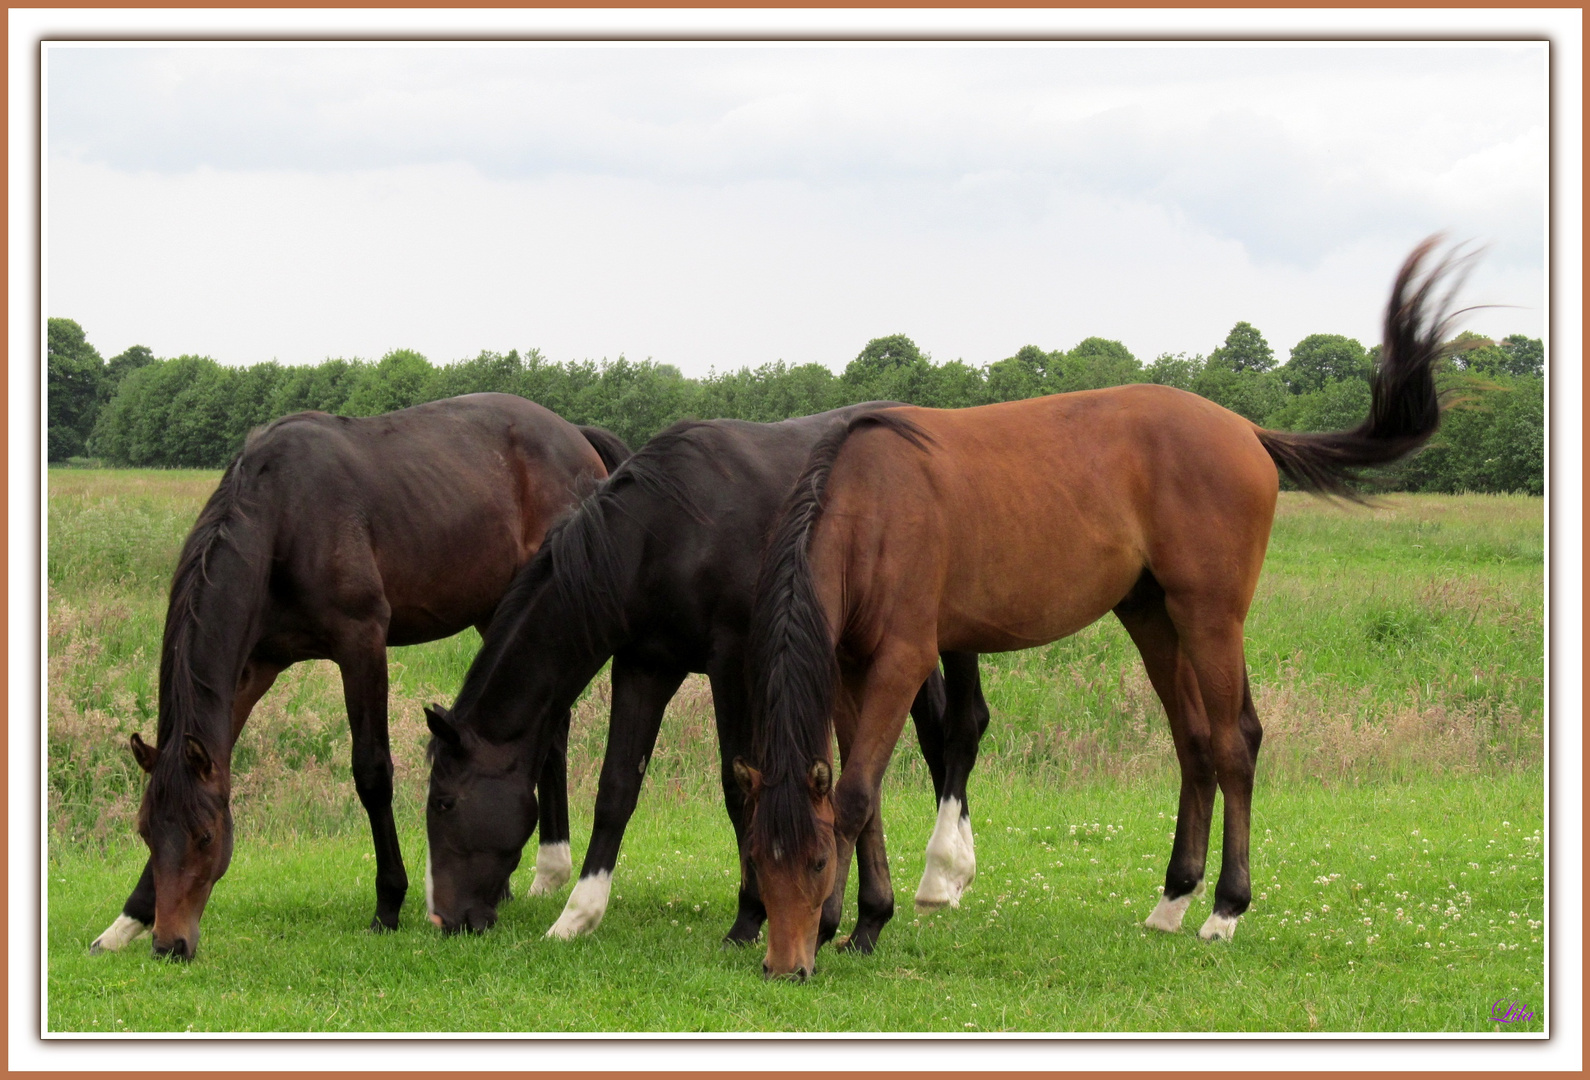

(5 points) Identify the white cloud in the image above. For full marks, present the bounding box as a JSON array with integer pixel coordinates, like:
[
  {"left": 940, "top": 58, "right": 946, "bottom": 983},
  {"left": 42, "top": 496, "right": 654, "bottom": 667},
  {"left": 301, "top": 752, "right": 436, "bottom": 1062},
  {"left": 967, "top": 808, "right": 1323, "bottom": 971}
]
[{"left": 44, "top": 43, "right": 1547, "bottom": 374}]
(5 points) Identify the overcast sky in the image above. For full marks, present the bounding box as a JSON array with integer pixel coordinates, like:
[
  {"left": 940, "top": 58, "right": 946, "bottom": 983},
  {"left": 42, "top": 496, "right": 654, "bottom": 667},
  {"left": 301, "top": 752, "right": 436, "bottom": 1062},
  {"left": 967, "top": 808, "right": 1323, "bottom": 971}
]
[{"left": 45, "top": 43, "right": 1547, "bottom": 377}]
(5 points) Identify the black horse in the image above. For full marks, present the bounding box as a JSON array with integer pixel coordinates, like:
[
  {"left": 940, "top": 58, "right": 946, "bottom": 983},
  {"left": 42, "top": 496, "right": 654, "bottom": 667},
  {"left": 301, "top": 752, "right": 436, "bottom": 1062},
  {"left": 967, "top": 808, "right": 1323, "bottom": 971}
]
[
  {"left": 91, "top": 394, "right": 627, "bottom": 960},
  {"left": 424, "top": 404, "right": 990, "bottom": 950}
]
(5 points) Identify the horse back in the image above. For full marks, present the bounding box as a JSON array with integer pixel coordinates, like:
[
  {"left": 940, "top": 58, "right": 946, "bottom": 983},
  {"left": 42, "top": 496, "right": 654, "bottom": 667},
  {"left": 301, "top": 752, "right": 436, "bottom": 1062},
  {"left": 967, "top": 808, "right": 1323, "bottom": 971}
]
[
  {"left": 243, "top": 395, "right": 605, "bottom": 645},
  {"left": 814, "top": 386, "right": 1279, "bottom": 655}
]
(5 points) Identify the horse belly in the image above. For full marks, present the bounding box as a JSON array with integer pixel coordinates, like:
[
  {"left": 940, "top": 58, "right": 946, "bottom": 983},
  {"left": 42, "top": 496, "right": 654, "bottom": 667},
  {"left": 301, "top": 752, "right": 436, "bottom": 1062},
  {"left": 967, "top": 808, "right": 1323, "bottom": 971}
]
[{"left": 935, "top": 522, "right": 1144, "bottom": 654}]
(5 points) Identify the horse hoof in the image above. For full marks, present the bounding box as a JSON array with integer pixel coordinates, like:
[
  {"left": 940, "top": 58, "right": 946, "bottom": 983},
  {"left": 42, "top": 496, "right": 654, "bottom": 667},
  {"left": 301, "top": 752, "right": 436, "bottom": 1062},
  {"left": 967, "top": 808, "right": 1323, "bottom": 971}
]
[
  {"left": 369, "top": 916, "right": 398, "bottom": 934},
  {"left": 1144, "top": 893, "right": 1193, "bottom": 934},
  {"left": 721, "top": 929, "right": 761, "bottom": 948},
  {"left": 1198, "top": 912, "right": 1239, "bottom": 942},
  {"left": 838, "top": 931, "right": 878, "bottom": 955},
  {"left": 913, "top": 897, "right": 950, "bottom": 915}
]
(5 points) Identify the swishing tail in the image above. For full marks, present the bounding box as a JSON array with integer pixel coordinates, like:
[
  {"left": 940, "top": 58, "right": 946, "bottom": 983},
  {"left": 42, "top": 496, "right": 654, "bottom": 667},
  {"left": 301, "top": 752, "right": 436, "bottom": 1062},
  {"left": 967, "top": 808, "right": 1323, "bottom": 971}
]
[
  {"left": 578, "top": 425, "right": 633, "bottom": 475},
  {"left": 746, "top": 411, "right": 932, "bottom": 855},
  {"left": 1256, "top": 237, "right": 1473, "bottom": 500}
]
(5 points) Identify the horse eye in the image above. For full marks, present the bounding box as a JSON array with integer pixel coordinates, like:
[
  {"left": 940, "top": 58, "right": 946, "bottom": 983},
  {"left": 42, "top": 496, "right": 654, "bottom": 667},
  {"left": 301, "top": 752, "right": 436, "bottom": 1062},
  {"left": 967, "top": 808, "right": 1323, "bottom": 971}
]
[
  {"left": 813, "top": 857, "right": 828, "bottom": 873},
  {"left": 433, "top": 797, "right": 456, "bottom": 814},
  {"left": 197, "top": 831, "right": 213, "bottom": 848}
]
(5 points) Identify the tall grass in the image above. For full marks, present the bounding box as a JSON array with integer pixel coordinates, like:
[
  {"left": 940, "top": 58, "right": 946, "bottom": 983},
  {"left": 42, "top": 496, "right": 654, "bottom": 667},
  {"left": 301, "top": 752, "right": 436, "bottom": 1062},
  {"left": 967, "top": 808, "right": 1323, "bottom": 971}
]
[{"left": 46, "top": 470, "right": 1543, "bottom": 848}]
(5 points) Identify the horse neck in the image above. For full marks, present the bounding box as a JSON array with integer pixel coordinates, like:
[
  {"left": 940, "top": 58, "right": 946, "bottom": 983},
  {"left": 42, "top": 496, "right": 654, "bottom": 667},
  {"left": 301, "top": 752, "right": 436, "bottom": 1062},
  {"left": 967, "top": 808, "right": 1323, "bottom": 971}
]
[
  {"left": 459, "top": 527, "right": 640, "bottom": 745},
  {"left": 156, "top": 502, "right": 274, "bottom": 760}
]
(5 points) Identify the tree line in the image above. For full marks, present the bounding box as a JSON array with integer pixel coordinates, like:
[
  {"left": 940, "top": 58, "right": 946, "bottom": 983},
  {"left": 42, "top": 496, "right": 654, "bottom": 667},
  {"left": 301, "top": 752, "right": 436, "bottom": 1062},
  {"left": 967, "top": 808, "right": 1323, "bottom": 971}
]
[{"left": 48, "top": 316, "right": 1544, "bottom": 495}]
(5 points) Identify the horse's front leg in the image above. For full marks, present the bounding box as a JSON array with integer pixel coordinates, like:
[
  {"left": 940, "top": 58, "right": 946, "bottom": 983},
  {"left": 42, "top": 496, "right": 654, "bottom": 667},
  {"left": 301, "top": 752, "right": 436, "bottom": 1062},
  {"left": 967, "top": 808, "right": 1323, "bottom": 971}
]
[
  {"left": 707, "top": 661, "right": 768, "bottom": 945},
  {"left": 822, "top": 646, "right": 937, "bottom": 953},
  {"left": 91, "top": 658, "right": 281, "bottom": 953},
  {"left": 337, "top": 625, "right": 407, "bottom": 932},
  {"left": 526, "top": 710, "right": 573, "bottom": 898},
  {"left": 546, "top": 658, "right": 685, "bottom": 940}
]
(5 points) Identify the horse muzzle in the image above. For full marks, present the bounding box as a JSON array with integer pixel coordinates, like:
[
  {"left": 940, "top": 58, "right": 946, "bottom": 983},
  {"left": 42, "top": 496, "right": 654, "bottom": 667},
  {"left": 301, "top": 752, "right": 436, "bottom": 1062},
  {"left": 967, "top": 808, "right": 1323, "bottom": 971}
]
[{"left": 152, "top": 934, "right": 197, "bottom": 962}]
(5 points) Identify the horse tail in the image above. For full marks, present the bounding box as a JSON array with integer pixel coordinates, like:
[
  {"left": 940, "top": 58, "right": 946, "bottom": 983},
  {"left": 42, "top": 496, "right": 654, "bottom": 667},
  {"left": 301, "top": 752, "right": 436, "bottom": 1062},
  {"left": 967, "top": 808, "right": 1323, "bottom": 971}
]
[
  {"left": 1255, "top": 237, "right": 1473, "bottom": 500},
  {"left": 578, "top": 425, "right": 632, "bottom": 475},
  {"left": 747, "top": 410, "right": 932, "bottom": 858}
]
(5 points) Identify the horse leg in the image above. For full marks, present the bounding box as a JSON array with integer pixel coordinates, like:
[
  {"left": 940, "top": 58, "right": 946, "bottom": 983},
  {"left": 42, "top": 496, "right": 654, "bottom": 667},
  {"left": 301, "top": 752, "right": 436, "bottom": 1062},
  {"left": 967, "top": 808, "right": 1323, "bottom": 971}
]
[
  {"left": 547, "top": 658, "right": 685, "bottom": 940},
  {"left": 915, "top": 651, "right": 988, "bottom": 913},
  {"left": 91, "top": 657, "right": 282, "bottom": 953},
  {"left": 1115, "top": 581, "right": 1217, "bottom": 934},
  {"left": 1163, "top": 603, "right": 1258, "bottom": 943},
  {"left": 822, "top": 645, "right": 939, "bottom": 953},
  {"left": 336, "top": 625, "right": 407, "bottom": 932},
  {"left": 838, "top": 790, "right": 894, "bottom": 954},
  {"left": 527, "top": 709, "right": 573, "bottom": 898},
  {"left": 707, "top": 660, "right": 768, "bottom": 946}
]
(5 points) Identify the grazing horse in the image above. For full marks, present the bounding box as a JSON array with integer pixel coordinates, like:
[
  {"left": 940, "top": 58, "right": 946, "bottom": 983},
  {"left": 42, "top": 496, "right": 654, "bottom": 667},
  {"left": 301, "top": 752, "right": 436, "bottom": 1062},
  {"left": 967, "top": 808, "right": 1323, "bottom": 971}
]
[
  {"left": 89, "top": 394, "right": 627, "bottom": 960},
  {"left": 423, "top": 404, "right": 988, "bottom": 947},
  {"left": 741, "top": 241, "right": 1462, "bottom": 979}
]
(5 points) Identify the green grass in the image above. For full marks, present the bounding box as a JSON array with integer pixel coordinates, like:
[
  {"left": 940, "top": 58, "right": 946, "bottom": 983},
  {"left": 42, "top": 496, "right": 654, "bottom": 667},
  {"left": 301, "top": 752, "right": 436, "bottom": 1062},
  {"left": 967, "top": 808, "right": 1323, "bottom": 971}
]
[
  {"left": 44, "top": 469, "right": 1546, "bottom": 1032},
  {"left": 47, "top": 771, "right": 1544, "bottom": 1033}
]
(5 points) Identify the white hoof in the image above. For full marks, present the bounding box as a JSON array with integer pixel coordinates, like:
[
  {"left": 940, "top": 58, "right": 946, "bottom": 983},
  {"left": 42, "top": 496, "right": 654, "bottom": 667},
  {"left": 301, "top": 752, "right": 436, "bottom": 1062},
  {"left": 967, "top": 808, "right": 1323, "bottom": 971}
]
[
  {"left": 546, "top": 872, "right": 611, "bottom": 939},
  {"left": 1198, "top": 911, "right": 1240, "bottom": 942},
  {"left": 915, "top": 798, "right": 976, "bottom": 913},
  {"left": 1144, "top": 893, "right": 1193, "bottom": 933},
  {"left": 528, "top": 841, "right": 573, "bottom": 897},
  {"left": 90, "top": 914, "right": 151, "bottom": 954}
]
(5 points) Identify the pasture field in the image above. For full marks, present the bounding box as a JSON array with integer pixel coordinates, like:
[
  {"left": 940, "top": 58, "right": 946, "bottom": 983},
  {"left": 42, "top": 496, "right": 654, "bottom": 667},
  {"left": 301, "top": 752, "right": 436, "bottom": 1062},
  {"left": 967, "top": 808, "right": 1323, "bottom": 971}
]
[{"left": 45, "top": 469, "right": 1546, "bottom": 1033}]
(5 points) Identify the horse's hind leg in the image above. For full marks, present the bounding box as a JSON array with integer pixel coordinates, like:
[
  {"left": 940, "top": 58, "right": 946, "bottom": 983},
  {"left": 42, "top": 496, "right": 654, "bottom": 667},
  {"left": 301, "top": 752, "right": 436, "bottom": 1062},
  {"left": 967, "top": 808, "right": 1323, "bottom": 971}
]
[
  {"left": 336, "top": 625, "right": 408, "bottom": 932},
  {"left": 1114, "top": 581, "right": 1217, "bottom": 935},
  {"left": 1164, "top": 602, "right": 1259, "bottom": 943},
  {"left": 914, "top": 651, "right": 988, "bottom": 913},
  {"left": 527, "top": 709, "right": 573, "bottom": 898},
  {"left": 91, "top": 658, "right": 281, "bottom": 953}
]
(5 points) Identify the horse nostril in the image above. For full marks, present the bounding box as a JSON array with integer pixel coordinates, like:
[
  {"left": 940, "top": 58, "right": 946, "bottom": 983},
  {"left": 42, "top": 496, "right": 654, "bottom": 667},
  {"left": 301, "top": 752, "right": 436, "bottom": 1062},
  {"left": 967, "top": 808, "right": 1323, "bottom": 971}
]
[{"left": 761, "top": 961, "right": 771, "bottom": 979}]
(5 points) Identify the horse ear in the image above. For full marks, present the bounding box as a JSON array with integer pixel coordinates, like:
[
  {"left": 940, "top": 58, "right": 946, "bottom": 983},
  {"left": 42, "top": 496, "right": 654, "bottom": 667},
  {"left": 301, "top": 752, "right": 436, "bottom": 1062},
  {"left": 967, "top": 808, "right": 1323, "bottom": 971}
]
[
  {"left": 129, "top": 733, "right": 157, "bottom": 774},
  {"left": 183, "top": 735, "right": 215, "bottom": 780},
  {"left": 425, "top": 704, "right": 461, "bottom": 747},
  {"left": 732, "top": 757, "right": 762, "bottom": 799},
  {"left": 807, "top": 759, "right": 832, "bottom": 799}
]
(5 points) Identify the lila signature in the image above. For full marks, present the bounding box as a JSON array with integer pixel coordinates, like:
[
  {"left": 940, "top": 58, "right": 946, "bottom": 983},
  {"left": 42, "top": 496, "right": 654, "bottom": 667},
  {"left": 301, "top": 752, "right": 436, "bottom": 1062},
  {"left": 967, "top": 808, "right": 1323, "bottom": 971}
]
[{"left": 1489, "top": 999, "right": 1537, "bottom": 1024}]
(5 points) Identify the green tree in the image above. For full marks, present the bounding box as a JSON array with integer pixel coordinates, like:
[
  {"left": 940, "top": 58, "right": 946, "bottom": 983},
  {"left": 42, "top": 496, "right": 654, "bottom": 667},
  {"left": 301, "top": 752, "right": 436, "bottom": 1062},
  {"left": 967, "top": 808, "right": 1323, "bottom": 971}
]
[
  {"left": 47, "top": 318, "right": 105, "bottom": 460},
  {"left": 1281, "top": 334, "right": 1369, "bottom": 396},
  {"left": 985, "top": 345, "right": 1050, "bottom": 403},
  {"left": 102, "top": 344, "right": 156, "bottom": 404},
  {"left": 342, "top": 349, "right": 436, "bottom": 416},
  {"left": 1500, "top": 334, "right": 1545, "bottom": 377},
  {"left": 1192, "top": 364, "right": 1287, "bottom": 424},
  {"left": 1051, "top": 337, "right": 1140, "bottom": 392},
  {"left": 1209, "top": 321, "right": 1275, "bottom": 373},
  {"left": 1143, "top": 352, "right": 1203, "bottom": 391}
]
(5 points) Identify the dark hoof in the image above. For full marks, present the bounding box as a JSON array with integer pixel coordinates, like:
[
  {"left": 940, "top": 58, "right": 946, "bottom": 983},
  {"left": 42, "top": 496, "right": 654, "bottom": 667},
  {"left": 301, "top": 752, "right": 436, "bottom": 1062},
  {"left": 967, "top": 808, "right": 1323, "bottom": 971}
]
[
  {"left": 369, "top": 915, "right": 399, "bottom": 933},
  {"left": 838, "top": 929, "right": 879, "bottom": 955},
  {"left": 722, "top": 917, "right": 764, "bottom": 946}
]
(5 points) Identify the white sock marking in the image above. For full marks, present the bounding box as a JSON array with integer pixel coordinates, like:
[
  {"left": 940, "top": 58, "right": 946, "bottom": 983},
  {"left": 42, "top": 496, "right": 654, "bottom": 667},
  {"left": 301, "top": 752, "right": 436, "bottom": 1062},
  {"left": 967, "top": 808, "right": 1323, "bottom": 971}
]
[
  {"left": 915, "top": 797, "right": 977, "bottom": 913},
  {"left": 1144, "top": 892, "right": 1194, "bottom": 933},
  {"left": 528, "top": 841, "right": 573, "bottom": 897},
  {"left": 546, "top": 871, "right": 612, "bottom": 939},
  {"left": 1198, "top": 911, "right": 1240, "bottom": 942},
  {"left": 90, "top": 914, "right": 151, "bottom": 954}
]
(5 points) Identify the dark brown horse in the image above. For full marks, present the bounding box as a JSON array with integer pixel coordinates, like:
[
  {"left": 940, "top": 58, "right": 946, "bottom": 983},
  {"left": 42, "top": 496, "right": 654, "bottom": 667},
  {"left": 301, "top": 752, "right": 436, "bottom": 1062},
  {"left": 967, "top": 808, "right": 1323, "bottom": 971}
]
[
  {"left": 89, "top": 393, "right": 627, "bottom": 960},
  {"left": 422, "top": 405, "right": 989, "bottom": 947},
  {"left": 740, "top": 241, "right": 1464, "bottom": 978}
]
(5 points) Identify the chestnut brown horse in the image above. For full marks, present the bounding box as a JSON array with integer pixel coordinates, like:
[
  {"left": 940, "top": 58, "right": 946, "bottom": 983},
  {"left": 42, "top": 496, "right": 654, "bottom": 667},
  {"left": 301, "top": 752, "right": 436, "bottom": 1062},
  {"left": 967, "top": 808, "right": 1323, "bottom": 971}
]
[
  {"left": 741, "top": 241, "right": 1463, "bottom": 978},
  {"left": 89, "top": 393, "right": 626, "bottom": 960}
]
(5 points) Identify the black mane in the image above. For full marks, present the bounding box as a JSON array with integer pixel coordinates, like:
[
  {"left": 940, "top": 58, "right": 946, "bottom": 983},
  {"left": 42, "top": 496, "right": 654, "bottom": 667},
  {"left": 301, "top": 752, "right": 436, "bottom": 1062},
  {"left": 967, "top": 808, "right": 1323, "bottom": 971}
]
[
  {"left": 747, "top": 411, "right": 932, "bottom": 861},
  {"left": 451, "top": 421, "right": 718, "bottom": 725},
  {"left": 149, "top": 450, "right": 254, "bottom": 826}
]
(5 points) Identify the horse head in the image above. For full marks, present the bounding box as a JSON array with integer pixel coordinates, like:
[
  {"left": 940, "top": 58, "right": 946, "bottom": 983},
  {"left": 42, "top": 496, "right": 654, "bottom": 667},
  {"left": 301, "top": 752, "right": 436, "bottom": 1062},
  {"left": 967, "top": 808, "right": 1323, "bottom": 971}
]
[
  {"left": 130, "top": 732, "right": 233, "bottom": 961},
  {"left": 737, "top": 756, "right": 836, "bottom": 981},
  {"left": 422, "top": 705, "right": 536, "bottom": 934}
]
